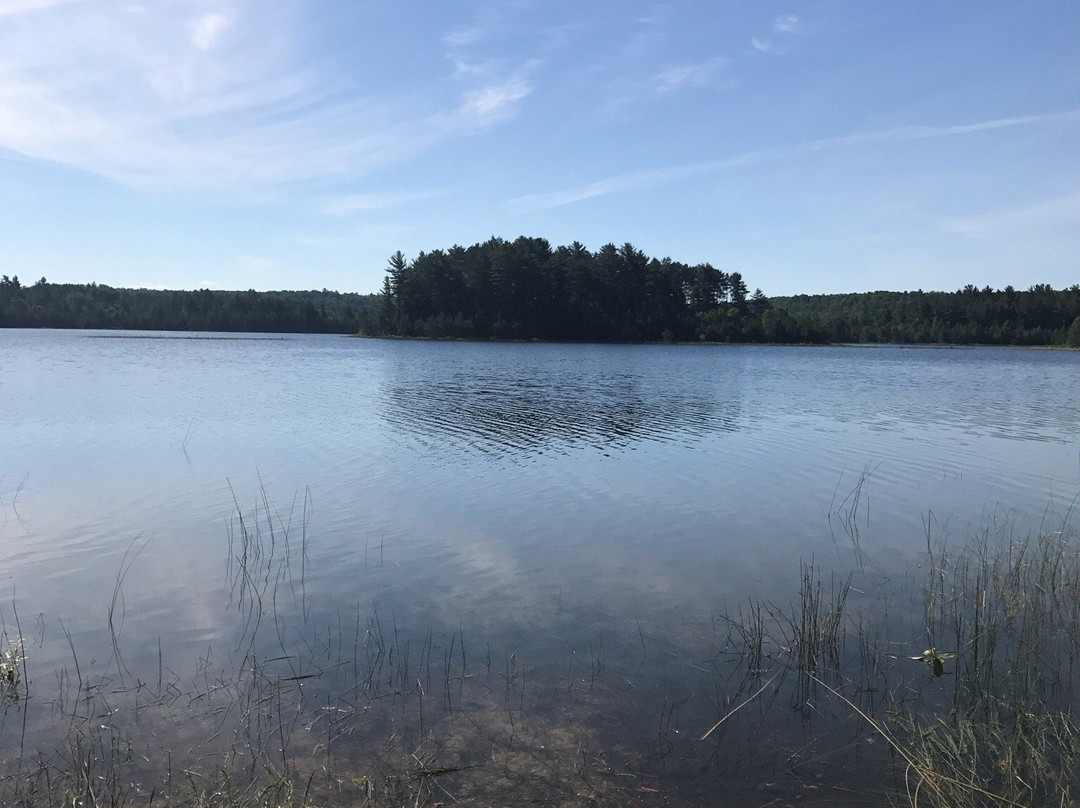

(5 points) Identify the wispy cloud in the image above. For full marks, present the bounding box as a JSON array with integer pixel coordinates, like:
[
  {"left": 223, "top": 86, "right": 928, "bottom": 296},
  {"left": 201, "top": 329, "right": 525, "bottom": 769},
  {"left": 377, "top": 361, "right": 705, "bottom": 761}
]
[
  {"left": 435, "top": 5, "right": 539, "bottom": 134},
  {"left": 652, "top": 57, "right": 728, "bottom": 93},
  {"left": 441, "top": 0, "right": 533, "bottom": 48},
  {"left": 440, "top": 2, "right": 540, "bottom": 95},
  {"left": 626, "top": 6, "right": 668, "bottom": 55},
  {"left": 507, "top": 158, "right": 757, "bottom": 214},
  {"left": 188, "top": 11, "right": 230, "bottom": 52},
  {"left": 508, "top": 110, "right": 1080, "bottom": 213},
  {"left": 751, "top": 13, "right": 800, "bottom": 53},
  {"left": 459, "top": 74, "right": 532, "bottom": 119},
  {"left": 749, "top": 37, "right": 780, "bottom": 54},
  {"left": 0, "top": 0, "right": 533, "bottom": 191},
  {"left": 773, "top": 14, "right": 799, "bottom": 34},
  {"left": 905, "top": 112, "right": 1080, "bottom": 137}
]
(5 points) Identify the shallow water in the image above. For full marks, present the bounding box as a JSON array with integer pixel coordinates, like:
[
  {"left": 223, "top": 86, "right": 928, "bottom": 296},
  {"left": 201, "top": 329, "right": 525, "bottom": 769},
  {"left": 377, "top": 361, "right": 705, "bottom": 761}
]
[{"left": 1, "top": 331, "right": 1079, "bottom": 803}]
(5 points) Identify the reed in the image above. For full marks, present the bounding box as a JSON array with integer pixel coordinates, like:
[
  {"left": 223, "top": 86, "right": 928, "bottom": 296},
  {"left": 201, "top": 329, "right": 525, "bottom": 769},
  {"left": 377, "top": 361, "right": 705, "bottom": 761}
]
[
  {"left": 887, "top": 518, "right": 1080, "bottom": 807},
  {"left": 705, "top": 506, "right": 1080, "bottom": 807},
  {"left": 5, "top": 485, "right": 1080, "bottom": 807}
]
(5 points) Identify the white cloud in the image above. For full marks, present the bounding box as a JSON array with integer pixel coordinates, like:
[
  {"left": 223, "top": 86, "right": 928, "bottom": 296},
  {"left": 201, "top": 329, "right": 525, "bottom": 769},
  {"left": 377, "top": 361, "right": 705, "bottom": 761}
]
[
  {"left": 188, "top": 11, "right": 230, "bottom": 51},
  {"left": 773, "top": 14, "right": 799, "bottom": 34},
  {"left": 508, "top": 162, "right": 723, "bottom": 213},
  {"left": 440, "top": 3, "right": 542, "bottom": 109},
  {"left": 459, "top": 75, "right": 532, "bottom": 120},
  {"left": 904, "top": 112, "right": 1080, "bottom": 138},
  {"left": 653, "top": 57, "right": 727, "bottom": 93},
  {"left": 447, "top": 55, "right": 489, "bottom": 78},
  {"left": 0, "top": 0, "right": 534, "bottom": 191},
  {"left": 751, "top": 13, "right": 800, "bottom": 54},
  {"left": 750, "top": 36, "right": 779, "bottom": 54}
]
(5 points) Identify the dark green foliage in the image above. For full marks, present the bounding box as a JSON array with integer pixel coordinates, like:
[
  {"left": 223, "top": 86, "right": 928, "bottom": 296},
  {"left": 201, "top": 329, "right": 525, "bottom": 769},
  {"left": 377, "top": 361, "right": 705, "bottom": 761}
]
[
  {"left": 1066, "top": 315, "right": 1080, "bottom": 348},
  {"left": 6, "top": 263, "right": 1074, "bottom": 345},
  {"left": 773, "top": 284, "right": 1080, "bottom": 346},
  {"left": 0, "top": 275, "right": 378, "bottom": 333},
  {"left": 369, "top": 237, "right": 789, "bottom": 343},
  {"left": 373, "top": 237, "right": 1080, "bottom": 345}
]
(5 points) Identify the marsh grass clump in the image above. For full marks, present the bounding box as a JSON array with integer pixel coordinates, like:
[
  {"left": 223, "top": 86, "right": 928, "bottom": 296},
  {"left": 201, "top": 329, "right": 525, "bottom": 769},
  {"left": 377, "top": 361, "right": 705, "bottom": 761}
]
[
  {"left": 712, "top": 562, "right": 852, "bottom": 696},
  {"left": 788, "top": 562, "right": 851, "bottom": 679},
  {"left": 897, "top": 706, "right": 1080, "bottom": 808},
  {"left": 710, "top": 513, "right": 1080, "bottom": 808},
  {"left": 757, "top": 561, "right": 853, "bottom": 707},
  {"left": 886, "top": 523, "right": 1080, "bottom": 807}
]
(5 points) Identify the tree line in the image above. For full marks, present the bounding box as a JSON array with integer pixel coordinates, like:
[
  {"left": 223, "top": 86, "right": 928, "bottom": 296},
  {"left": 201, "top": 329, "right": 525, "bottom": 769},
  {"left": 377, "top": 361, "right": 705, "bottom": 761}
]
[
  {"left": 369, "top": 236, "right": 773, "bottom": 342},
  {"left": 370, "top": 236, "right": 1080, "bottom": 345},
  {"left": 0, "top": 275, "right": 378, "bottom": 333},
  {"left": 3, "top": 252, "right": 1079, "bottom": 346},
  {"left": 772, "top": 285, "right": 1080, "bottom": 346}
]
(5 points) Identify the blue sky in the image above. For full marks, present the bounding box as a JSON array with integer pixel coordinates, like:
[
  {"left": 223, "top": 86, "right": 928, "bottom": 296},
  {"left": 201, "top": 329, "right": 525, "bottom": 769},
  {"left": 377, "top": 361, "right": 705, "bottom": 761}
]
[{"left": 0, "top": 1, "right": 1077, "bottom": 296}]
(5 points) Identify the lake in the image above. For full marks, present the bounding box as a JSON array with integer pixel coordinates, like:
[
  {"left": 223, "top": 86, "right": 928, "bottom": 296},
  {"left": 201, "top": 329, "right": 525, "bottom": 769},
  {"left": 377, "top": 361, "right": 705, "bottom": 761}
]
[{"left": 2, "top": 330, "right": 1079, "bottom": 805}]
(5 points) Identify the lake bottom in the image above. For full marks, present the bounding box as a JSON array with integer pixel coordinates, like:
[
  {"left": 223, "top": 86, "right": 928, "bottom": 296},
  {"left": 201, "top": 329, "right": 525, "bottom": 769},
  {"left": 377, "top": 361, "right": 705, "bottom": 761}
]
[{"left": 4, "top": 490, "right": 1077, "bottom": 807}]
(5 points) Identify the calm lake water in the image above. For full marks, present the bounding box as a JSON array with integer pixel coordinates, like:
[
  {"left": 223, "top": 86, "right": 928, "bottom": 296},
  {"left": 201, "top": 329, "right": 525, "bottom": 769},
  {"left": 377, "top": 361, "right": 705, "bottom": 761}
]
[{"left": 2, "top": 329, "right": 1079, "bottom": 803}]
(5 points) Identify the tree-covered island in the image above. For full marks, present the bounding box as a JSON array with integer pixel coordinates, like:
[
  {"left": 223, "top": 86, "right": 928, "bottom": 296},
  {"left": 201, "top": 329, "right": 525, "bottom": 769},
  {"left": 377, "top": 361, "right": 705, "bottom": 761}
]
[
  {"left": 3, "top": 236, "right": 1079, "bottom": 345},
  {"left": 370, "top": 237, "right": 761, "bottom": 343}
]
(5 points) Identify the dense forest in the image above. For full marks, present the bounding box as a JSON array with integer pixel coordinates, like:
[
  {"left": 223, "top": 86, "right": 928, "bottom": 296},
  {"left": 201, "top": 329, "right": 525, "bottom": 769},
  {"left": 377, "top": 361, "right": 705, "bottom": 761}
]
[
  {"left": 370, "top": 236, "right": 771, "bottom": 342},
  {"left": 773, "top": 285, "right": 1080, "bottom": 346},
  {"left": 369, "top": 236, "right": 1080, "bottom": 346},
  {"left": 0, "top": 275, "right": 377, "bottom": 333}
]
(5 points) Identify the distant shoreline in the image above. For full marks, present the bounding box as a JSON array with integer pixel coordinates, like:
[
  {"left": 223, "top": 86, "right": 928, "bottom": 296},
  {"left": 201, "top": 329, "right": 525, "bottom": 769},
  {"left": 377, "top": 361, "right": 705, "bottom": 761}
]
[
  {"left": 0, "top": 326, "right": 1074, "bottom": 350},
  {"left": 348, "top": 333, "right": 1075, "bottom": 350}
]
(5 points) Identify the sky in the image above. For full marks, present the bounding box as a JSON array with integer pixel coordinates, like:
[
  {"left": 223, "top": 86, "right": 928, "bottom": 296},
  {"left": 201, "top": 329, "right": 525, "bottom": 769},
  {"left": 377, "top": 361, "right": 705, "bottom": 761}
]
[{"left": 0, "top": 1, "right": 1077, "bottom": 296}]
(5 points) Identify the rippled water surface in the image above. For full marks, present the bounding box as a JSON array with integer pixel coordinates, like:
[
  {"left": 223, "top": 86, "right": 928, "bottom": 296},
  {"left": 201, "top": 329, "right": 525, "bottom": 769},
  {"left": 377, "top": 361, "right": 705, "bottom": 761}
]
[{"left": 2, "top": 330, "right": 1079, "bottom": 803}]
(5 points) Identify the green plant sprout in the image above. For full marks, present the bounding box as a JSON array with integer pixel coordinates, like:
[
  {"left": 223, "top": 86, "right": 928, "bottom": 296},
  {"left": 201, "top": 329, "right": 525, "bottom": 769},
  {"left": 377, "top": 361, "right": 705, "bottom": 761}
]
[{"left": 909, "top": 647, "right": 955, "bottom": 677}]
